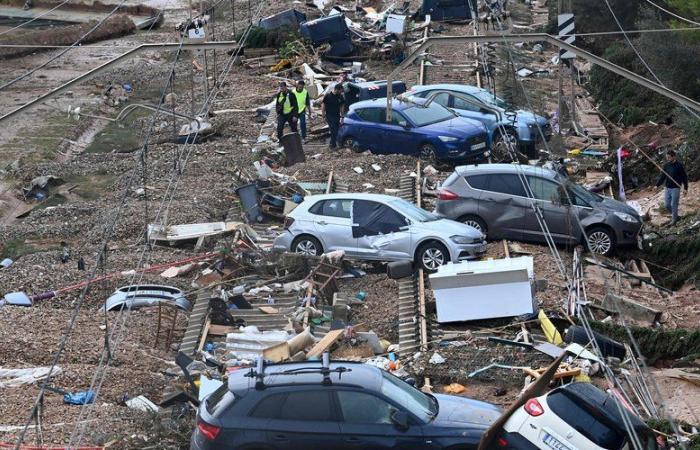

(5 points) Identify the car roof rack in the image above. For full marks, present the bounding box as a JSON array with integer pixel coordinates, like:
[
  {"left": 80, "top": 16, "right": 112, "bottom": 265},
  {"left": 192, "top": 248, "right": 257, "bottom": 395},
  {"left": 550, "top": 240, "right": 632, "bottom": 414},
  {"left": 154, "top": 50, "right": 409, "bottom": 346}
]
[{"left": 246, "top": 352, "right": 352, "bottom": 390}]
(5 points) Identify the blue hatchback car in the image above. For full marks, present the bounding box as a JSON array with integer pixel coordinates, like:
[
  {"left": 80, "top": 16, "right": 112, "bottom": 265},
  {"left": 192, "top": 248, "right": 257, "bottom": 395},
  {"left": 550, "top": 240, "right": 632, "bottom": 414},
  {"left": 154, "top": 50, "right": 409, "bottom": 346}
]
[
  {"left": 407, "top": 84, "right": 552, "bottom": 157},
  {"left": 337, "top": 98, "right": 491, "bottom": 163}
]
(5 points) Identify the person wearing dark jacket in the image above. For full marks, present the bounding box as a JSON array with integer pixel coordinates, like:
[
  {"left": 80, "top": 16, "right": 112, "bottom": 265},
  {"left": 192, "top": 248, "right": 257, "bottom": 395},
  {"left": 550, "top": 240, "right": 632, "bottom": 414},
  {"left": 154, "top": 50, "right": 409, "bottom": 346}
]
[
  {"left": 321, "top": 83, "right": 345, "bottom": 149},
  {"left": 275, "top": 82, "right": 298, "bottom": 140},
  {"left": 656, "top": 149, "right": 688, "bottom": 224}
]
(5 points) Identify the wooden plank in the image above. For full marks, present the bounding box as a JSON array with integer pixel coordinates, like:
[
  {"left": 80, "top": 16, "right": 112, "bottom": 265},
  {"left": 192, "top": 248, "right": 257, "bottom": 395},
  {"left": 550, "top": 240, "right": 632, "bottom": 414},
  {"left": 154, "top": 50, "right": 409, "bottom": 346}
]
[
  {"left": 263, "top": 341, "right": 290, "bottom": 362},
  {"left": 208, "top": 324, "right": 236, "bottom": 336},
  {"left": 259, "top": 306, "right": 279, "bottom": 314},
  {"left": 503, "top": 240, "right": 510, "bottom": 258},
  {"left": 418, "top": 269, "right": 428, "bottom": 352},
  {"left": 306, "top": 329, "right": 344, "bottom": 358},
  {"left": 197, "top": 318, "right": 211, "bottom": 353}
]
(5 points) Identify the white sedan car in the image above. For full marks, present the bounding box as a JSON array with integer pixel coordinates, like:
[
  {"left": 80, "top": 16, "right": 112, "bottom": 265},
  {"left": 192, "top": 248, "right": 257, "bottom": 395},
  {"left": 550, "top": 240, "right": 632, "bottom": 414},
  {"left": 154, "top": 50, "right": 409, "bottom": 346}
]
[{"left": 273, "top": 193, "right": 486, "bottom": 271}]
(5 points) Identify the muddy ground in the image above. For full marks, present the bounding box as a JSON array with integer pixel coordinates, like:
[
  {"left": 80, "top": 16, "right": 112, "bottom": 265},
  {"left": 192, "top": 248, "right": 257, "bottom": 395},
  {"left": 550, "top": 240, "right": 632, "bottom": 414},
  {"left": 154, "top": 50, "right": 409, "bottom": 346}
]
[{"left": 0, "top": 0, "right": 698, "bottom": 447}]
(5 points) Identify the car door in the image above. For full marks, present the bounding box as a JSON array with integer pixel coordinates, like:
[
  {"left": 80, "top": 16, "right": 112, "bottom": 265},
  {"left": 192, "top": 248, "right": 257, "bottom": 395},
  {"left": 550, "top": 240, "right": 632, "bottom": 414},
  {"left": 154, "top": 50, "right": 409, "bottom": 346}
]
[
  {"left": 308, "top": 199, "right": 357, "bottom": 255},
  {"left": 451, "top": 93, "right": 499, "bottom": 134},
  {"left": 524, "top": 175, "right": 579, "bottom": 244},
  {"left": 477, "top": 173, "right": 529, "bottom": 241},
  {"left": 354, "top": 107, "right": 386, "bottom": 152},
  {"left": 381, "top": 110, "right": 418, "bottom": 155},
  {"left": 255, "top": 390, "right": 342, "bottom": 449},
  {"left": 335, "top": 389, "right": 426, "bottom": 449},
  {"left": 351, "top": 199, "right": 413, "bottom": 261}
]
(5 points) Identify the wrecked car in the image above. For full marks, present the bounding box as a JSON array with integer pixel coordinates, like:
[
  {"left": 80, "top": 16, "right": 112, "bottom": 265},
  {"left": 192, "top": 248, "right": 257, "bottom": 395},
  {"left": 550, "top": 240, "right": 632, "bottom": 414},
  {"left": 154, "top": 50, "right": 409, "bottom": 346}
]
[
  {"left": 434, "top": 164, "right": 643, "bottom": 255},
  {"left": 494, "top": 382, "right": 658, "bottom": 450},
  {"left": 191, "top": 359, "right": 501, "bottom": 450},
  {"left": 273, "top": 193, "right": 486, "bottom": 271},
  {"left": 407, "top": 84, "right": 551, "bottom": 157},
  {"left": 101, "top": 285, "right": 191, "bottom": 311},
  {"left": 338, "top": 97, "right": 490, "bottom": 163}
]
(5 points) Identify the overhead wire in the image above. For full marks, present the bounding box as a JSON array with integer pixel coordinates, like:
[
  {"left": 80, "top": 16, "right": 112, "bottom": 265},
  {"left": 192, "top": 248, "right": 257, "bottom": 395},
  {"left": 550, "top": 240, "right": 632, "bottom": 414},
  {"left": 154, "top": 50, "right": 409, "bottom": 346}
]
[
  {"left": 10, "top": 18, "right": 192, "bottom": 450},
  {"left": 484, "top": 7, "right": 670, "bottom": 449},
  {"left": 0, "top": 0, "right": 129, "bottom": 92},
  {"left": 641, "top": 0, "right": 700, "bottom": 26},
  {"left": 66, "top": 2, "right": 267, "bottom": 446}
]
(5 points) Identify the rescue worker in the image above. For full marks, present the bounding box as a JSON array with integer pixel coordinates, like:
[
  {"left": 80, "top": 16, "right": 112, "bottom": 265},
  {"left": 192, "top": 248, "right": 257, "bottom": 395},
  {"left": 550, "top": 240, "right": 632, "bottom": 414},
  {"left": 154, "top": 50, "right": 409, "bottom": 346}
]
[
  {"left": 321, "top": 84, "right": 345, "bottom": 150},
  {"left": 293, "top": 80, "right": 312, "bottom": 143},
  {"left": 275, "top": 81, "right": 298, "bottom": 140},
  {"left": 656, "top": 149, "right": 689, "bottom": 225}
]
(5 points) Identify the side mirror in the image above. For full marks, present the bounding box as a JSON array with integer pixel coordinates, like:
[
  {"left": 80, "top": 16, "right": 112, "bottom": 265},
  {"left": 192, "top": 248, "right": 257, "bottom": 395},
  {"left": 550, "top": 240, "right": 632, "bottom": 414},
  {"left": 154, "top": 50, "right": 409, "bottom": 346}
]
[
  {"left": 403, "top": 377, "right": 417, "bottom": 386},
  {"left": 398, "top": 120, "right": 409, "bottom": 128},
  {"left": 480, "top": 108, "right": 496, "bottom": 115},
  {"left": 390, "top": 409, "right": 409, "bottom": 430}
]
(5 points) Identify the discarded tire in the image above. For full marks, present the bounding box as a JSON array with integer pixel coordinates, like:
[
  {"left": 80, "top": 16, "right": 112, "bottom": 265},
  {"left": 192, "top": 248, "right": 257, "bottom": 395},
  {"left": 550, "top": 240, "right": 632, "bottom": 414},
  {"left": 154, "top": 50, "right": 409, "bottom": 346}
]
[
  {"left": 565, "top": 325, "right": 626, "bottom": 360},
  {"left": 387, "top": 261, "right": 414, "bottom": 280}
]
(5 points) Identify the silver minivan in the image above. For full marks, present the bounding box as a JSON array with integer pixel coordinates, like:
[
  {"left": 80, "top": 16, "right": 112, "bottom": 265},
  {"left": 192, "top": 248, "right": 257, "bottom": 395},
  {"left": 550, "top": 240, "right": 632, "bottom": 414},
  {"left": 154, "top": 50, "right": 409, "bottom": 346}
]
[
  {"left": 434, "top": 164, "right": 643, "bottom": 255},
  {"left": 273, "top": 193, "right": 487, "bottom": 271}
]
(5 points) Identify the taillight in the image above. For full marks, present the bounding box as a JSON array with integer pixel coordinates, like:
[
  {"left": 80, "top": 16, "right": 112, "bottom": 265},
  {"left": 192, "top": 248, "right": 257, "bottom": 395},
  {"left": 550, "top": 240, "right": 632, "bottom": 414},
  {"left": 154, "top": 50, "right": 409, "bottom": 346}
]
[
  {"left": 524, "top": 398, "right": 544, "bottom": 416},
  {"left": 437, "top": 188, "right": 459, "bottom": 201},
  {"left": 496, "top": 437, "right": 509, "bottom": 447},
  {"left": 197, "top": 419, "right": 221, "bottom": 441},
  {"left": 284, "top": 216, "right": 295, "bottom": 230}
]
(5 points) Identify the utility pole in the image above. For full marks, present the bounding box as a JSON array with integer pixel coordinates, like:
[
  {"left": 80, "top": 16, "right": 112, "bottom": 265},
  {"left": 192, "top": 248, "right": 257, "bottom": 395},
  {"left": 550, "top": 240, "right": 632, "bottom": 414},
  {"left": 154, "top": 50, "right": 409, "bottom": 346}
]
[{"left": 557, "top": 0, "right": 563, "bottom": 134}]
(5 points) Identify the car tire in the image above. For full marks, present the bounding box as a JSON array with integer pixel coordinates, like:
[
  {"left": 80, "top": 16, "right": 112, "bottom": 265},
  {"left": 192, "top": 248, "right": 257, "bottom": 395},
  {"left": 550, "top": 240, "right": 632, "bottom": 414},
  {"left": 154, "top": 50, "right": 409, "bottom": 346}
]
[
  {"left": 342, "top": 136, "right": 362, "bottom": 153},
  {"left": 416, "top": 241, "right": 450, "bottom": 272},
  {"left": 459, "top": 214, "right": 487, "bottom": 237},
  {"left": 492, "top": 130, "right": 526, "bottom": 164},
  {"left": 586, "top": 226, "right": 615, "bottom": 256},
  {"left": 418, "top": 143, "right": 437, "bottom": 162},
  {"left": 291, "top": 235, "right": 323, "bottom": 256}
]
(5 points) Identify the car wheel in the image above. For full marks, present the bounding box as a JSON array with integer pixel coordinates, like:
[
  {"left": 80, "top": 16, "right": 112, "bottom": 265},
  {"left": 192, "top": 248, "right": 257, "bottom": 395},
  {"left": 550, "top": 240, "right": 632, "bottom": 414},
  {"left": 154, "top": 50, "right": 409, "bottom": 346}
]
[
  {"left": 292, "top": 235, "right": 323, "bottom": 256},
  {"left": 417, "top": 241, "right": 450, "bottom": 272},
  {"left": 460, "top": 215, "right": 487, "bottom": 237},
  {"left": 342, "top": 136, "right": 362, "bottom": 153},
  {"left": 586, "top": 227, "right": 614, "bottom": 256},
  {"left": 491, "top": 130, "right": 526, "bottom": 163},
  {"left": 418, "top": 143, "right": 437, "bottom": 162}
]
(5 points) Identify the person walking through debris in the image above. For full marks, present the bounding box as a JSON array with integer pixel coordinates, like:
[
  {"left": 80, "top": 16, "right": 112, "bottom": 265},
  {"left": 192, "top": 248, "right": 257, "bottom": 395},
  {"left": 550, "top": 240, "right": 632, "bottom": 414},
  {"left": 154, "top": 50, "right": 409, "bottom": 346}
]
[
  {"left": 293, "top": 80, "right": 312, "bottom": 143},
  {"left": 275, "top": 82, "right": 298, "bottom": 140},
  {"left": 322, "top": 83, "right": 345, "bottom": 150},
  {"left": 656, "top": 149, "right": 688, "bottom": 225}
]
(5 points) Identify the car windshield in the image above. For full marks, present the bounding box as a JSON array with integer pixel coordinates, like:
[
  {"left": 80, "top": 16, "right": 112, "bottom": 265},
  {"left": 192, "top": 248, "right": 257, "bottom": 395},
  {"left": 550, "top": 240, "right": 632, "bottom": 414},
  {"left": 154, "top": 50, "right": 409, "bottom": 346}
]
[
  {"left": 381, "top": 371, "right": 437, "bottom": 422},
  {"left": 389, "top": 199, "right": 439, "bottom": 222},
  {"left": 562, "top": 178, "right": 603, "bottom": 204},
  {"left": 402, "top": 102, "right": 455, "bottom": 127},
  {"left": 472, "top": 90, "right": 508, "bottom": 109}
]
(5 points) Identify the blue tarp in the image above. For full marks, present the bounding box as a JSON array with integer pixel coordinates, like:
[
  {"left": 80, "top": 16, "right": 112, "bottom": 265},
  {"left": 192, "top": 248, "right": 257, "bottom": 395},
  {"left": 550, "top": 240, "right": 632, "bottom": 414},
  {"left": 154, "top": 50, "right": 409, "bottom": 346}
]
[{"left": 64, "top": 390, "right": 96, "bottom": 405}]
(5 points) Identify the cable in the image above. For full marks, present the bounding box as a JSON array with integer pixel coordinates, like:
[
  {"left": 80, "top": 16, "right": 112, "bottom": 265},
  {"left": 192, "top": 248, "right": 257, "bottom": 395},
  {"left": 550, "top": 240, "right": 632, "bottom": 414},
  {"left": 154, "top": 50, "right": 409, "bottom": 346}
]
[
  {"left": 66, "top": 3, "right": 266, "bottom": 446},
  {"left": 0, "top": 0, "right": 73, "bottom": 37},
  {"left": 601, "top": 0, "right": 700, "bottom": 121},
  {"left": 641, "top": 0, "right": 700, "bottom": 26},
  {"left": 0, "top": 0, "right": 128, "bottom": 92}
]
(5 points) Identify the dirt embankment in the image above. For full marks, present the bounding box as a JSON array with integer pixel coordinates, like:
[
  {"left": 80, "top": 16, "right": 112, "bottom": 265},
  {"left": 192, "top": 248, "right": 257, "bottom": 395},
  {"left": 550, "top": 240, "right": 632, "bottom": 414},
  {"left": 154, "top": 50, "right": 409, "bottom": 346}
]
[{"left": 0, "top": 14, "right": 136, "bottom": 59}]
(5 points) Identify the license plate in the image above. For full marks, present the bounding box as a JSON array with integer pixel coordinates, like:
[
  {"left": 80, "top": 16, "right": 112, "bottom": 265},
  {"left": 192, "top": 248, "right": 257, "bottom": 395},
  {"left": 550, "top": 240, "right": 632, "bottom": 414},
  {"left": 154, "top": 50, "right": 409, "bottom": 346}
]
[
  {"left": 472, "top": 142, "right": 486, "bottom": 150},
  {"left": 543, "top": 432, "right": 571, "bottom": 450}
]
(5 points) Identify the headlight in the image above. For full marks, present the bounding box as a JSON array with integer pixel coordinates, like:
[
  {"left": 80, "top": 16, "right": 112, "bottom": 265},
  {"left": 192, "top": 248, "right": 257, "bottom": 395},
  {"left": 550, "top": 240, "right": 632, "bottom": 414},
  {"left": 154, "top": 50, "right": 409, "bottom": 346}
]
[
  {"left": 438, "top": 136, "right": 459, "bottom": 142},
  {"left": 614, "top": 212, "right": 638, "bottom": 223},
  {"left": 450, "top": 235, "right": 479, "bottom": 244}
]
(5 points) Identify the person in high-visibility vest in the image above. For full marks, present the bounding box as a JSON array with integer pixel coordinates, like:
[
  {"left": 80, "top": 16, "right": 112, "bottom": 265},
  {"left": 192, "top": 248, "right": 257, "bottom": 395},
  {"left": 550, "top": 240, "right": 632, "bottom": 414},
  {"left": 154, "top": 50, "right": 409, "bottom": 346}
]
[
  {"left": 293, "top": 80, "right": 312, "bottom": 142},
  {"left": 275, "top": 81, "right": 298, "bottom": 140}
]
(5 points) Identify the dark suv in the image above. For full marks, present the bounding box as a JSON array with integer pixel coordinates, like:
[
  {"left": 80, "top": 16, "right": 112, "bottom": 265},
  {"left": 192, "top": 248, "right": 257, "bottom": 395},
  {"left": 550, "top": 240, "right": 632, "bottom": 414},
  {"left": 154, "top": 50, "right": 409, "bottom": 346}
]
[{"left": 191, "top": 359, "right": 501, "bottom": 449}]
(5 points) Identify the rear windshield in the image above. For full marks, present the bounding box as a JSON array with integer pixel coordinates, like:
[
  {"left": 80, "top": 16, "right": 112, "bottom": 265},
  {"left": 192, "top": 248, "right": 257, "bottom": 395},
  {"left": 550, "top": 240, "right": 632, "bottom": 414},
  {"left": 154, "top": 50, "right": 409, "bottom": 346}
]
[
  {"left": 206, "top": 384, "right": 236, "bottom": 417},
  {"left": 547, "top": 391, "right": 626, "bottom": 449}
]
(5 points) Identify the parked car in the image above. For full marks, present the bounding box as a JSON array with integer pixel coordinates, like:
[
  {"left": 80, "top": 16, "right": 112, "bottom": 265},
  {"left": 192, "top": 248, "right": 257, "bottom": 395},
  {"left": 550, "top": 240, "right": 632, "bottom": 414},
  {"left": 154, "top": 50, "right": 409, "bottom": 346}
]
[
  {"left": 337, "top": 97, "right": 491, "bottom": 163},
  {"left": 406, "top": 84, "right": 552, "bottom": 158},
  {"left": 345, "top": 80, "right": 407, "bottom": 106},
  {"left": 493, "top": 382, "right": 658, "bottom": 450},
  {"left": 192, "top": 359, "right": 502, "bottom": 450},
  {"left": 434, "top": 164, "right": 642, "bottom": 255},
  {"left": 273, "top": 193, "right": 487, "bottom": 271}
]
